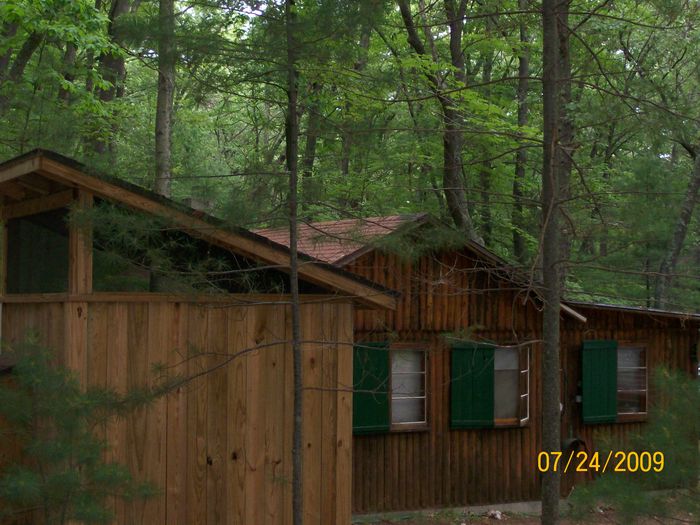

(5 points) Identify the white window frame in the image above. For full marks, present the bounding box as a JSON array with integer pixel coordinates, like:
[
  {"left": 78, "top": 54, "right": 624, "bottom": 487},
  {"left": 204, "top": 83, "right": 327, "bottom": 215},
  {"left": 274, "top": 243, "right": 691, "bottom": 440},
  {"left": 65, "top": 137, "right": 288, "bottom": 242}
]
[
  {"left": 389, "top": 344, "right": 428, "bottom": 430},
  {"left": 616, "top": 343, "right": 648, "bottom": 420}
]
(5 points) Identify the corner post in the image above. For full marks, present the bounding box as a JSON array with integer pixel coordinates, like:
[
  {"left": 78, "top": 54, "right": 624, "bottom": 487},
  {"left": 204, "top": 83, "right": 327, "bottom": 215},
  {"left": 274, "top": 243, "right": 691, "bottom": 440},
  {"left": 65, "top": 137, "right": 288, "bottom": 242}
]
[
  {"left": 68, "top": 189, "right": 93, "bottom": 295},
  {"left": 65, "top": 189, "right": 92, "bottom": 385}
]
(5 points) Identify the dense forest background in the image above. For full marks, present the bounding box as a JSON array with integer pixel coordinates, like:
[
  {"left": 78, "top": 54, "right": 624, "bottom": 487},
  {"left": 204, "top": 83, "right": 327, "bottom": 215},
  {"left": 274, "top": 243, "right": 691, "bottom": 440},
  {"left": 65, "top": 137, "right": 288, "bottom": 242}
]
[{"left": 1, "top": 0, "right": 700, "bottom": 312}]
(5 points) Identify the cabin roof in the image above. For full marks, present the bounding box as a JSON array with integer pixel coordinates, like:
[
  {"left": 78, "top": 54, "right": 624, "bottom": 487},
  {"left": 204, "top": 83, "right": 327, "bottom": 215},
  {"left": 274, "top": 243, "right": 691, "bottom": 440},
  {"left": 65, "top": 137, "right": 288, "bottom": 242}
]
[
  {"left": 0, "top": 149, "right": 397, "bottom": 310},
  {"left": 565, "top": 300, "right": 700, "bottom": 322},
  {"left": 255, "top": 214, "right": 700, "bottom": 323},
  {"left": 255, "top": 213, "right": 431, "bottom": 265}
]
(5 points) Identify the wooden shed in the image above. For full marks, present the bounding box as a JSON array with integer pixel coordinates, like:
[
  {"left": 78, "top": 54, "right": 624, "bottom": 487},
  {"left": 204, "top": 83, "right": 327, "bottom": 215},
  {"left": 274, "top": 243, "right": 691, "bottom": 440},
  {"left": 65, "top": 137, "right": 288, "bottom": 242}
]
[
  {"left": 0, "top": 150, "right": 396, "bottom": 525},
  {"left": 257, "top": 215, "right": 700, "bottom": 513}
]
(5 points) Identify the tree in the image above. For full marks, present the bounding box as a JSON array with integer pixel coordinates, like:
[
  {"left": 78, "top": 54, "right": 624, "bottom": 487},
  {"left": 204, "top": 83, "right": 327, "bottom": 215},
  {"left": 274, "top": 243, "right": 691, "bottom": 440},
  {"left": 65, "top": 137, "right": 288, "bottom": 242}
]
[
  {"left": 283, "top": 1, "right": 303, "bottom": 523},
  {"left": 396, "top": 0, "right": 483, "bottom": 243},
  {"left": 569, "top": 368, "right": 700, "bottom": 523},
  {"left": 154, "top": 0, "right": 176, "bottom": 198},
  {"left": 540, "top": 0, "right": 562, "bottom": 521},
  {"left": 0, "top": 337, "right": 171, "bottom": 524}
]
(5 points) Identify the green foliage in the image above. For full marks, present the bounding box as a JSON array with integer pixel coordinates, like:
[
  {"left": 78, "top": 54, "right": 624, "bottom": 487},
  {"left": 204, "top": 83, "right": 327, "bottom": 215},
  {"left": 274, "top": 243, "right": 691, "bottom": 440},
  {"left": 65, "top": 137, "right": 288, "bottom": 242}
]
[
  {"left": 569, "top": 368, "right": 700, "bottom": 522},
  {"left": 3, "top": 0, "right": 700, "bottom": 310},
  {"left": 0, "top": 336, "right": 181, "bottom": 524}
]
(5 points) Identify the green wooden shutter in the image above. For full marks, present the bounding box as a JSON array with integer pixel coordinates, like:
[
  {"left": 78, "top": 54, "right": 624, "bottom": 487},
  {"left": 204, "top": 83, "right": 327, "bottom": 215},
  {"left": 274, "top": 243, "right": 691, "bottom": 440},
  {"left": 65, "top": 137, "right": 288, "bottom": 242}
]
[
  {"left": 450, "top": 342, "right": 495, "bottom": 428},
  {"left": 582, "top": 340, "right": 618, "bottom": 424},
  {"left": 353, "top": 341, "right": 390, "bottom": 434}
]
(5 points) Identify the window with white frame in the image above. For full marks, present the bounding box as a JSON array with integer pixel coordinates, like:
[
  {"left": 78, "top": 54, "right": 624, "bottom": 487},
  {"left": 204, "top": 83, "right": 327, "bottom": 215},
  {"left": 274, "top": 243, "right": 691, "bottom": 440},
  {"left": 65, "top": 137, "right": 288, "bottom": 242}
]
[
  {"left": 617, "top": 345, "right": 647, "bottom": 416},
  {"left": 390, "top": 348, "right": 427, "bottom": 428},
  {"left": 450, "top": 343, "right": 530, "bottom": 429}
]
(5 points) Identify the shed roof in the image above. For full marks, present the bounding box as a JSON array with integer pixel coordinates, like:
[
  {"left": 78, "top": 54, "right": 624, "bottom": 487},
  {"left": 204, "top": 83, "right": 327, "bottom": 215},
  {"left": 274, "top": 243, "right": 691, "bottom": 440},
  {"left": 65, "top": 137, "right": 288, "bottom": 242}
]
[
  {"left": 0, "top": 150, "right": 396, "bottom": 310},
  {"left": 255, "top": 214, "right": 700, "bottom": 323}
]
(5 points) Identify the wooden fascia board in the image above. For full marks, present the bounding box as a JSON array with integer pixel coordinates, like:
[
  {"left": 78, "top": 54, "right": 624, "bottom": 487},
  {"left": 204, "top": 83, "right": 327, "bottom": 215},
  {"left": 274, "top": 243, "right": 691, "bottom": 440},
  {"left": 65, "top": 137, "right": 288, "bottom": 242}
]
[
  {"left": 34, "top": 157, "right": 396, "bottom": 310},
  {"left": 560, "top": 303, "right": 587, "bottom": 323},
  {"left": 0, "top": 156, "right": 41, "bottom": 185},
  {"left": 1, "top": 189, "right": 74, "bottom": 220}
]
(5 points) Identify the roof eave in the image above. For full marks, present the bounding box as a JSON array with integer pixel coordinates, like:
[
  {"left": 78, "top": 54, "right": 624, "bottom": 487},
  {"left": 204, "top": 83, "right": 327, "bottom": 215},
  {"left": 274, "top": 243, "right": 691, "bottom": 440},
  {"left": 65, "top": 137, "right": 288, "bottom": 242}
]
[{"left": 0, "top": 150, "right": 397, "bottom": 310}]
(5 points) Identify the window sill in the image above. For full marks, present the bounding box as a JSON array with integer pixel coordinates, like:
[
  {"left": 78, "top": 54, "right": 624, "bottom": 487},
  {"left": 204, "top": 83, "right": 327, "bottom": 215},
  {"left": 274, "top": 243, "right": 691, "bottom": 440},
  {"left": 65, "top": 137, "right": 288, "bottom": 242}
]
[
  {"left": 390, "top": 423, "right": 429, "bottom": 433},
  {"left": 616, "top": 413, "right": 647, "bottom": 423},
  {"left": 495, "top": 418, "right": 529, "bottom": 429}
]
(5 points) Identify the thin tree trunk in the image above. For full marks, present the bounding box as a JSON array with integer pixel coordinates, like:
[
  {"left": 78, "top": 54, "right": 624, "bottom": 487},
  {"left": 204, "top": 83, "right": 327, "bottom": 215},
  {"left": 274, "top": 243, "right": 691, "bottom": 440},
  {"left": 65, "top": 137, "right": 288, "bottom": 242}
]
[
  {"left": 541, "top": 0, "right": 561, "bottom": 521},
  {"left": 513, "top": 0, "right": 529, "bottom": 264},
  {"left": 285, "top": 2, "right": 303, "bottom": 524},
  {"left": 478, "top": 14, "right": 495, "bottom": 245},
  {"left": 154, "top": 0, "right": 175, "bottom": 197},
  {"left": 340, "top": 19, "right": 372, "bottom": 181},
  {"left": 556, "top": 1, "right": 573, "bottom": 288},
  {"left": 654, "top": 150, "right": 700, "bottom": 308},
  {"left": 301, "top": 82, "right": 321, "bottom": 212}
]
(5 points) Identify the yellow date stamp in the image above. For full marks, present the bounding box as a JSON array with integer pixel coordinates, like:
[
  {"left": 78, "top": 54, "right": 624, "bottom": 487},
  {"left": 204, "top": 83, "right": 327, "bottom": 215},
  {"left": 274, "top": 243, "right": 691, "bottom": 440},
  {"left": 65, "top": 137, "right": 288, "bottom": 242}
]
[{"left": 537, "top": 451, "right": 665, "bottom": 473}]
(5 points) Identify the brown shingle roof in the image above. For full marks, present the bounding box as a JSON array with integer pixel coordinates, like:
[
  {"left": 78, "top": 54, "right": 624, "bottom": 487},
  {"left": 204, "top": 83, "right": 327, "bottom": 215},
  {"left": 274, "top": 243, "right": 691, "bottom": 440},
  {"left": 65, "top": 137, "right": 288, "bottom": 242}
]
[{"left": 255, "top": 214, "right": 428, "bottom": 265}]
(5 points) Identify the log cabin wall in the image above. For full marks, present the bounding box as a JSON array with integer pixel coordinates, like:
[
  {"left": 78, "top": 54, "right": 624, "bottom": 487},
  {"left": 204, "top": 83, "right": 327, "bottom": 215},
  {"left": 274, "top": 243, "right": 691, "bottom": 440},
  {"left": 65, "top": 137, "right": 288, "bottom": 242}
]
[
  {"left": 347, "top": 248, "right": 699, "bottom": 513},
  {"left": 0, "top": 296, "right": 354, "bottom": 525}
]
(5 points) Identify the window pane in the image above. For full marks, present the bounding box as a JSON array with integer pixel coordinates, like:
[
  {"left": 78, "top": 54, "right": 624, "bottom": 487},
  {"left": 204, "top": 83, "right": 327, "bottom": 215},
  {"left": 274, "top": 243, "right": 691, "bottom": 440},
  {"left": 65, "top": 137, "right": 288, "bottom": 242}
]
[
  {"left": 392, "top": 397, "right": 425, "bottom": 424},
  {"left": 495, "top": 348, "right": 518, "bottom": 370},
  {"left": 494, "top": 369, "right": 519, "bottom": 419},
  {"left": 618, "top": 347, "right": 644, "bottom": 368},
  {"left": 618, "top": 369, "right": 646, "bottom": 391},
  {"left": 392, "top": 373, "right": 424, "bottom": 397},
  {"left": 392, "top": 349, "right": 424, "bottom": 374},
  {"left": 618, "top": 391, "right": 646, "bottom": 413}
]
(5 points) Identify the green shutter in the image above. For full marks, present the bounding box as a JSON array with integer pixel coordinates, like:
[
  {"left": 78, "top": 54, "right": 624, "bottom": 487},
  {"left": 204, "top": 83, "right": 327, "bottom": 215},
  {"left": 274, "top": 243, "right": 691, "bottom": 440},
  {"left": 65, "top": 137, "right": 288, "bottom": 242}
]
[
  {"left": 353, "top": 341, "right": 390, "bottom": 434},
  {"left": 582, "top": 340, "right": 618, "bottom": 424},
  {"left": 450, "top": 342, "right": 495, "bottom": 429}
]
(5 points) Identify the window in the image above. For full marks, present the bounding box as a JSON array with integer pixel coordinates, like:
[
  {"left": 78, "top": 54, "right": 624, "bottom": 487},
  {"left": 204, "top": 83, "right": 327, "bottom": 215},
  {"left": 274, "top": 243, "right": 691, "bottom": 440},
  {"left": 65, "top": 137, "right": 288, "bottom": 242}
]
[
  {"left": 582, "top": 340, "right": 647, "bottom": 424},
  {"left": 617, "top": 345, "right": 647, "bottom": 418},
  {"left": 391, "top": 348, "right": 427, "bottom": 428},
  {"left": 352, "top": 342, "right": 428, "bottom": 434},
  {"left": 450, "top": 342, "right": 529, "bottom": 429}
]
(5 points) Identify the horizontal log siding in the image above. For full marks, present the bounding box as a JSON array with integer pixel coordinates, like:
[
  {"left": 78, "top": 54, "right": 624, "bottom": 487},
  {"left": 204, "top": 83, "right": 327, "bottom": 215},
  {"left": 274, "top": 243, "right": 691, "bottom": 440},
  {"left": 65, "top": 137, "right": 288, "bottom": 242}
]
[
  {"left": 348, "top": 249, "right": 699, "bottom": 513},
  {"left": 1, "top": 298, "right": 354, "bottom": 525}
]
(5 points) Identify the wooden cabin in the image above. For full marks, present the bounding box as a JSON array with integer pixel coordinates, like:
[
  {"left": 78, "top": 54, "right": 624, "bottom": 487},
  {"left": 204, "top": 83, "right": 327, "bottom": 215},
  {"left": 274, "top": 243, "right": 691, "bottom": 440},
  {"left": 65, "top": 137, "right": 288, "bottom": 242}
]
[
  {"left": 0, "top": 150, "right": 397, "bottom": 525},
  {"left": 257, "top": 214, "right": 700, "bottom": 514}
]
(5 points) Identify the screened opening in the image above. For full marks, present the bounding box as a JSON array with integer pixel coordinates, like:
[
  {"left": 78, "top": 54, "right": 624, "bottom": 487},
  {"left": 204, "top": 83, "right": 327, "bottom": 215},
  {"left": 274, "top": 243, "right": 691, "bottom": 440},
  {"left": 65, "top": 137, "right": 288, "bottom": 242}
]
[
  {"left": 390, "top": 348, "right": 426, "bottom": 428},
  {"left": 617, "top": 345, "right": 647, "bottom": 415},
  {"left": 89, "top": 200, "right": 327, "bottom": 294},
  {"left": 494, "top": 348, "right": 519, "bottom": 420},
  {"left": 6, "top": 208, "right": 69, "bottom": 293}
]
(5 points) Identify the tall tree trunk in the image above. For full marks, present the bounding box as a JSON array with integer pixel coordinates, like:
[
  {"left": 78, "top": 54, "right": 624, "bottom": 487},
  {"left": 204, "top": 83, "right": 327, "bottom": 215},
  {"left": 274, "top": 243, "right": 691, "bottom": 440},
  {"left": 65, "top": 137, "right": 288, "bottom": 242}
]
[
  {"left": 654, "top": 150, "right": 700, "bottom": 308},
  {"left": 397, "top": 0, "right": 483, "bottom": 243},
  {"left": 541, "top": 0, "right": 561, "bottom": 521},
  {"left": 340, "top": 19, "right": 372, "bottom": 183},
  {"left": 0, "top": 32, "right": 43, "bottom": 113},
  {"left": 0, "top": 21, "right": 19, "bottom": 80},
  {"left": 154, "top": 0, "right": 175, "bottom": 198},
  {"left": 57, "top": 43, "right": 77, "bottom": 103},
  {"left": 556, "top": 1, "right": 573, "bottom": 289},
  {"left": 93, "top": 0, "right": 130, "bottom": 155},
  {"left": 513, "top": 0, "right": 529, "bottom": 264},
  {"left": 301, "top": 82, "right": 321, "bottom": 213},
  {"left": 478, "top": 14, "right": 495, "bottom": 245},
  {"left": 284, "top": 2, "right": 303, "bottom": 525}
]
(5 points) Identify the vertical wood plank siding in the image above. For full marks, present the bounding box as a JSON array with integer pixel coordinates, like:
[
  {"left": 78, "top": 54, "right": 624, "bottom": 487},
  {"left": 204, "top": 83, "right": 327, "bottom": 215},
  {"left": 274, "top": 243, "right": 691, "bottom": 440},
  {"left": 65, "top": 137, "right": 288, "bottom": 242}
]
[
  {"left": 0, "top": 299, "right": 354, "bottom": 525},
  {"left": 347, "top": 249, "right": 699, "bottom": 513}
]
